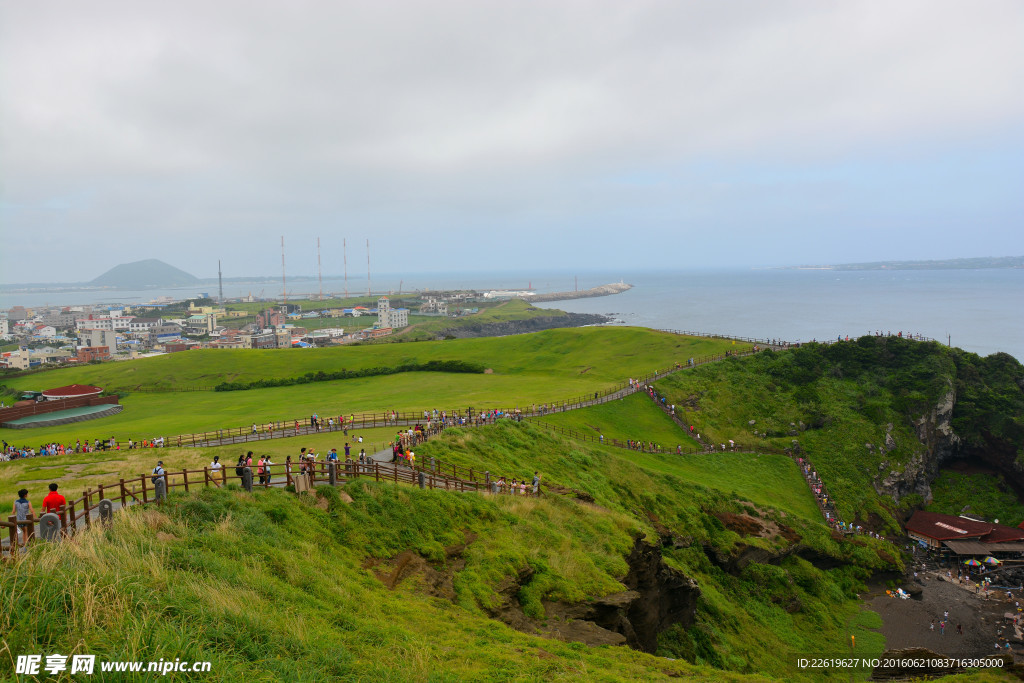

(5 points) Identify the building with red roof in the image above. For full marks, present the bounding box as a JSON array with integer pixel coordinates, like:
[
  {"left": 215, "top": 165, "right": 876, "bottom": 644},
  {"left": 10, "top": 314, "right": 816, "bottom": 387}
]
[
  {"left": 905, "top": 510, "right": 1024, "bottom": 554},
  {"left": 41, "top": 384, "right": 103, "bottom": 400}
]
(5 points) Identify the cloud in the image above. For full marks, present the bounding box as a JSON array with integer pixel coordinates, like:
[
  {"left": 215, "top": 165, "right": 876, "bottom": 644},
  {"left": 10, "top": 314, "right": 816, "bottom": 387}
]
[{"left": 1, "top": 0, "right": 1022, "bottom": 280}]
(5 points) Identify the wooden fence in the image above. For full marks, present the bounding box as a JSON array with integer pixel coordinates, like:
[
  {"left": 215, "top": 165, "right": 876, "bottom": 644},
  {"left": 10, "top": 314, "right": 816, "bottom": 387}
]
[
  {"left": 164, "top": 350, "right": 743, "bottom": 448},
  {"left": 3, "top": 454, "right": 538, "bottom": 555}
]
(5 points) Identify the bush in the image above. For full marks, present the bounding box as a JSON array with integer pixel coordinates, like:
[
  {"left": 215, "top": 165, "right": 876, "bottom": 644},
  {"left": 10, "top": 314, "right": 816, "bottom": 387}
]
[{"left": 213, "top": 359, "right": 485, "bottom": 391}]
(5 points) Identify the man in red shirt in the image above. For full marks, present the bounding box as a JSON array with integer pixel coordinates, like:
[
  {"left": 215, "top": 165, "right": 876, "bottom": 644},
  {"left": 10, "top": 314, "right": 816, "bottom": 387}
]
[{"left": 41, "top": 483, "right": 66, "bottom": 514}]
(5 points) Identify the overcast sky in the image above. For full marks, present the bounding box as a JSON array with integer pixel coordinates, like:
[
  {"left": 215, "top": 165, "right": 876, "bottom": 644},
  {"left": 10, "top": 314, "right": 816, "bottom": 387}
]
[{"left": 1, "top": 1, "right": 1022, "bottom": 283}]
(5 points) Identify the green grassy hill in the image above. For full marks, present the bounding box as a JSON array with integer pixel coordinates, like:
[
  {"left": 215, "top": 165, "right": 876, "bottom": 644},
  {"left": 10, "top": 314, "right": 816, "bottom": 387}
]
[
  {"left": 536, "top": 392, "right": 701, "bottom": 451},
  {"left": 652, "top": 337, "right": 1024, "bottom": 530},
  {"left": 0, "top": 328, "right": 743, "bottom": 445},
  {"left": 1, "top": 421, "right": 898, "bottom": 681},
  {"left": 4, "top": 329, "right": 1023, "bottom": 680},
  {"left": 2, "top": 327, "right": 731, "bottom": 392}
]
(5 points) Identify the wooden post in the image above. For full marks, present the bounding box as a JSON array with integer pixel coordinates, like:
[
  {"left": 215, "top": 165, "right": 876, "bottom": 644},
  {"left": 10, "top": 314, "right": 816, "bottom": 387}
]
[
  {"left": 120, "top": 479, "right": 127, "bottom": 508},
  {"left": 141, "top": 474, "right": 149, "bottom": 504},
  {"left": 83, "top": 490, "right": 92, "bottom": 528},
  {"left": 222, "top": 466, "right": 228, "bottom": 487},
  {"left": 8, "top": 516, "right": 18, "bottom": 550},
  {"left": 375, "top": 462, "right": 380, "bottom": 482},
  {"left": 68, "top": 500, "right": 76, "bottom": 533},
  {"left": 183, "top": 469, "right": 189, "bottom": 492}
]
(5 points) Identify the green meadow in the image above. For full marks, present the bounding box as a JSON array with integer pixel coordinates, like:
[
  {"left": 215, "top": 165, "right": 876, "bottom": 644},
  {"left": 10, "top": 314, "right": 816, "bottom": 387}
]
[
  {"left": 1, "top": 421, "right": 902, "bottom": 681},
  {"left": 2, "top": 327, "right": 735, "bottom": 392},
  {"left": 536, "top": 392, "right": 701, "bottom": 450},
  {"left": 5, "top": 328, "right": 1020, "bottom": 680},
  {"left": 1, "top": 328, "right": 744, "bottom": 445}
]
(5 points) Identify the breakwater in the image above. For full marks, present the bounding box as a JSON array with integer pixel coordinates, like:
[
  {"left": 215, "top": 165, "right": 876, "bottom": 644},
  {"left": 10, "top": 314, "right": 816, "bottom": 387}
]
[{"left": 524, "top": 282, "right": 632, "bottom": 303}]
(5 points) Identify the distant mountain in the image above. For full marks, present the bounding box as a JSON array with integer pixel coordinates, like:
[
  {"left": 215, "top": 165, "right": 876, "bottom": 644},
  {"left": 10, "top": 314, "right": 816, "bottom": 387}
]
[
  {"left": 786, "top": 256, "right": 1024, "bottom": 271},
  {"left": 90, "top": 259, "right": 200, "bottom": 288}
]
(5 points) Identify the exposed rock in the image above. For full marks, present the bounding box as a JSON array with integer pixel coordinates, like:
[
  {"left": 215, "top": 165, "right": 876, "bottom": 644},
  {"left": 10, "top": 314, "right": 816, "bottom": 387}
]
[
  {"left": 487, "top": 536, "right": 700, "bottom": 653},
  {"left": 702, "top": 541, "right": 847, "bottom": 573},
  {"left": 618, "top": 537, "right": 700, "bottom": 652},
  {"left": 432, "top": 312, "right": 610, "bottom": 339},
  {"left": 884, "top": 432, "right": 897, "bottom": 453},
  {"left": 874, "top": 387, "right": 961, "bottom": 504}
]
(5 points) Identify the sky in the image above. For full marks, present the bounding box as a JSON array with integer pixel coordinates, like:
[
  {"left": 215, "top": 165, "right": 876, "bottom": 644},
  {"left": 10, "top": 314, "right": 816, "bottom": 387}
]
[{"left": 1, "top": 1, "right": 1022, "bottom": 283}]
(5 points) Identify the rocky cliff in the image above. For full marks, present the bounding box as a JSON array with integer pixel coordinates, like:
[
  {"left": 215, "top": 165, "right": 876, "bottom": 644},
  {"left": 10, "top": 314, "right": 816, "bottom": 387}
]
[
  {"left": 875, "top": 371, "right": 1024, "bottom": 509},
  {"left": 487, "top": 536, "right": 700, "bottom": 653},
  {"left": 874, "top": 387, "right": 962, "bottom": 504}
]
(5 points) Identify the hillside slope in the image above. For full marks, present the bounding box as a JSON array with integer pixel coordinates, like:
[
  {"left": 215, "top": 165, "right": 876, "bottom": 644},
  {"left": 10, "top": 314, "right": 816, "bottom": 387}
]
[
  {"left": 1, "top": 421, "right": 898, "bottom": 681},
  {"left": 653, "top": 337, "right": 1024, "bottom": 529}
]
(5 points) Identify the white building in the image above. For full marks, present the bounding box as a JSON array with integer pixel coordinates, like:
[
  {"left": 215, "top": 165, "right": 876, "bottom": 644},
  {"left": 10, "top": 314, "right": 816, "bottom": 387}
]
[
  {"left": 128, "top": 317, "right": 163, "bottom": 334},
  {"left": 80, "top": 328, "right": 119, "bottom": 350},
  {"left": 377, "top": 297, "right": 409, "bottom": 329}
]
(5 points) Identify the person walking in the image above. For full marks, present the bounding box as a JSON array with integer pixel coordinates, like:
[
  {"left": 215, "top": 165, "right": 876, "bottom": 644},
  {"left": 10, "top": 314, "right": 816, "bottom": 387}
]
[
  {"left": 532, "top": 471, "right": 541, "bottom": 495},
  {"left": 13, "top": 488, "right": 34, "bottom": 547},
  {"left": 209, "top": 456, "right": 223, "bottom": 487}
]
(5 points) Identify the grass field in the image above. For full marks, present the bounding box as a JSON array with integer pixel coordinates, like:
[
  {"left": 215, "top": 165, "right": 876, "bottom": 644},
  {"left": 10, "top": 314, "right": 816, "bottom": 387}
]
[
  {"left": 412, "top": 421, "right": 895, "bottom": 678},
  {"left": 537, "top": 392, "right": 701, "bottom": 450},
  {"left": 1, "top": 328, "right": 746, "bottom": 445},
  {"left": 1, "top": 420, "right": 900, "bottom": 681},
  {"left": 1, "top": 327, "right": 734, "bottom": 392}
]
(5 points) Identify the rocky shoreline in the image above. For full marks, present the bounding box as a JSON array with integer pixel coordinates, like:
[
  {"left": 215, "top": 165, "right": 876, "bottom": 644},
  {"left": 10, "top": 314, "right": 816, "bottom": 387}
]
[
  {"left": 432, "top": 312, "right": 610, "bottom": 339},
  {"left": 524, "top": 282, "right": 632, "bottom": 303}
]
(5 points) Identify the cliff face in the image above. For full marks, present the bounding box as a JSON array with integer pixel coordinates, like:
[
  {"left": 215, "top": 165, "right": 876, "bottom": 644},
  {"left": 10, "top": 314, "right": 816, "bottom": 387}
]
[
  {"left": 875, "top": 378, "right": 1024, "bottom": 509},
  {"left": 874, "top": 387, "right": 962, "bottom": 504}
]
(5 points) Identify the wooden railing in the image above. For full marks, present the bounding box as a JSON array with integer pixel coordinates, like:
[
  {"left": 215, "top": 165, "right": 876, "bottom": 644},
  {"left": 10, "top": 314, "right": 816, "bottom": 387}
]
[
  {"left": 2, "top": 455, "right": 540, "bottom": 555},
  {"left": 130, "top": 350, "right": 747, "bottom": 448}
]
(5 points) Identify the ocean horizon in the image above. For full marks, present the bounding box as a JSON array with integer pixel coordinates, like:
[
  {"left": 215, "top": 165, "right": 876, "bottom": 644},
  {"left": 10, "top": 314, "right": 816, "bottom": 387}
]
[{"left": 3, "top": 267, "right": 1021, "bottom": 362}]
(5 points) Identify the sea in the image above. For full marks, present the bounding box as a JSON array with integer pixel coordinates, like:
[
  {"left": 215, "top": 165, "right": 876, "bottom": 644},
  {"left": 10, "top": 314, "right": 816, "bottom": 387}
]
[{"left": 2, "top": 268, "right": 1022, "bottom": 361}]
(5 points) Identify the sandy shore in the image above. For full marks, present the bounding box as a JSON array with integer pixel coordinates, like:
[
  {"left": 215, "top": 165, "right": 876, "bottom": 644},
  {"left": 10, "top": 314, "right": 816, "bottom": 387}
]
[{"left": 866, "top": 573, "right": 1021, "bottom": 657}]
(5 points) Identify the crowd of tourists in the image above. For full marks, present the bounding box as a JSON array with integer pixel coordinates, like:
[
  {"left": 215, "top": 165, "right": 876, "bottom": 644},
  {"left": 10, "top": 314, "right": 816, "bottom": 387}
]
[{"left": 1, "top": 435, "right": 167, "bottom": 461}]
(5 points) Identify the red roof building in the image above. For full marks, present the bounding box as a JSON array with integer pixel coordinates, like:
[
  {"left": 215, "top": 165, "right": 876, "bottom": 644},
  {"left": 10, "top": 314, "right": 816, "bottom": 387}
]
[
  {"left": 905, "top": 510, "right": 1024, "bottom": 550},
  {"left": 41, "top": 384, "right": 103, "bottom": 400}
]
